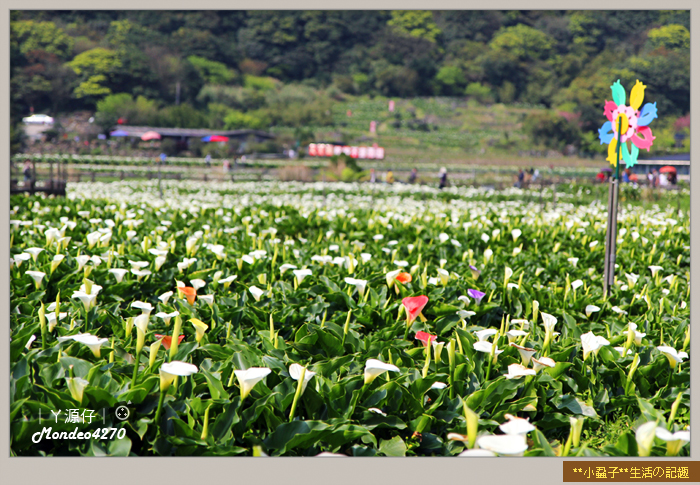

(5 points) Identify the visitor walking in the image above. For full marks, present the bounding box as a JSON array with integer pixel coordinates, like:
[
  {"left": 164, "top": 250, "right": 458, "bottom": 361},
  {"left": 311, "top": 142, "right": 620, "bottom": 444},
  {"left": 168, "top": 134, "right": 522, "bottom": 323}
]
[
  {"left": 369, "top": 168, "right": 377, "bottom": 183},
  {"left": 23, "top": 159, "right": 33, "bottom": 183},
  {"left": 408, "top": 168, "right": 418, "bottom": 184},
  {"left": 439, "top": 167, "right": 448, "bottom": 189}
]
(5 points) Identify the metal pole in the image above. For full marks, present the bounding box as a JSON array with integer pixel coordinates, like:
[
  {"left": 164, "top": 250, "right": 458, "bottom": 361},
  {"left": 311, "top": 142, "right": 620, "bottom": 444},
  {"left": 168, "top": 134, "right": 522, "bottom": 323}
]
[{"left": 603, "top": 117, "right": 623, "bottom": 295}]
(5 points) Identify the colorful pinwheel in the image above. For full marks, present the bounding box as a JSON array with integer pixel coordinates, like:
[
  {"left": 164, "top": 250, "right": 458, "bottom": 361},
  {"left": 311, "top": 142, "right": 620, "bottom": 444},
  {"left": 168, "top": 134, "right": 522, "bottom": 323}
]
[{"left": 598, "top": 80, "right": 657, "bottom": 168}]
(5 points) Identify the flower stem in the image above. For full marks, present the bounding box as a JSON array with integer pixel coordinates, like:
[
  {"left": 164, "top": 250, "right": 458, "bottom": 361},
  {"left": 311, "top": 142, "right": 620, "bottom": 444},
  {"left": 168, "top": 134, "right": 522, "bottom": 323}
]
[
  {"left": 131, "top": 347, "right": 141, "bottom": 388},
  {"left": 288, "top": 367, "right": 306, "bottom": 422},
  {"left": 154, "top": 390, "right": 166, "bottom": 425}
]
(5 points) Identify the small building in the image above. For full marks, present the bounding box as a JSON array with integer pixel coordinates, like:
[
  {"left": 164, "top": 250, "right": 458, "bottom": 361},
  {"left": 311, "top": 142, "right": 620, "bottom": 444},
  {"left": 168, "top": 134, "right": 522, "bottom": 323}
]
[{"left": 112, "top": 125, "right": 274, "bottom": 150}]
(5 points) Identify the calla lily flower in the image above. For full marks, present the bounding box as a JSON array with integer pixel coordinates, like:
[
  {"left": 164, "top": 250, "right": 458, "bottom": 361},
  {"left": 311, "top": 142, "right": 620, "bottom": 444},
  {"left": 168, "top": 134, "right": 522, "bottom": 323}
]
[
  {"left": 395, "top": 272, "right": 412, "bottom": 284},
  {"left": 179, "top": 286, "right": 197, "bottom": 305},
  {"left": 571, "top": 279, "right": 583, "bottom": 291},
  {"left": 505, "top": 329, "right": 527, "bottom": 343},
  {"left": 289, "top": 363, "right": 316, "bottom": 394},
  {"left": 500, "top": 414, "right": 536, "bottom": 435},
  {"left": 25, "top": 270, "right": 46, "bottom": 289},
  {"left": 503, "top": 363, "right": 536, "bottom": 379},
  {"left": 635, "top": 421, "right": 658, "bottom": 457},
  {"left": 655, "top": 427, "right": 690, "bottom": 456},
  {"left": 66, "top": 377, "right": 89, "bottom": 404},
  {"left": 648, "top": 265, "right": 663, "bottom": 277},
  {"left": 234, "top": 367, "right": 272, "bottom": 400},
  {"left": 344, "top": 277, "right": 368, "bottom": 295},
  {"left": 532, "top": 356, "right": 556, "bottom": 372},
  {"left": 431, "top": 382, "right": 448, "bottom": 389},
  {"left": 467, "top": 289, "right": 486, "bottom": 304},
  {"left": 474, "top": 329, "right": 498, "bottom": 341},
  {"left": 386, "top": 269, "right": 401, "bottom": 288},
  {"left": 402, "top": 296, "right": 429, "bottom": 325},
  {"left": 198, "top": 294, "right": 214, "bottom": 307},
  {"left": 567, "top": 257, "right": 579, "bottom": 268},
  {"left": 468, "top": 265, "right": 481, "bottom": 280},
  {"left": 46, "top": 312, "right": 68, "bottom": 332},
  {"left": 50, "top": 254, "right": 65, "bottom": 273},
  {"left": 510, "top": 343, "right": 536, "bottom": 366},
  {"left": 132, "top": 301, "right": 153, "bottom": 315},
  {"left": 71, "top": 291, "right": 97, "bottom": 312},
  {"left": 158, "top": 291, "right": 173, "bottom": 304},
  {"left": 368, "top": 408, "right": 387, "bottom": 417},
  {"left": 155, "top": 334, "right": 184, "bottom": 350},
  {"left": 511, "top": 229, "right": 522, "bottom": 242},
  {"left": 293, "top": 269, "right": 312, "bottom": 283},
  {"left": 581, "top": 331, "right": 610, "bottom": 361},
  {"left": 476, "top": 434, "right": 528, "bottom": 456},
  {"left": 611, "top": 306, "right": 628, "bottom": 315},
  {"left": 160, "top": 361, "right": 199, "bottom": 391},
  {"left": 627, "top": 322, "right": 646, "bottom": 345},
  {"left": 58, "top": 333, "right": 109, "bottom": 358},
  {"left": 249, "top": 285, "right": 265, "bottom": 301},
  {"left": 511, "top": 319, "right": 530, "bottom": 330},
  {"left": 364, "top": 359, "right": 400, "bottom": 384},
  {"left": 13, "top": 253, "right": 31, "bottom": 268},
  {"left": 415, "top": 331, "right": 437, "bottom": 346},
  {"left": 191, "top": 279, "right": 206, "bottom": 290},
  {"left": 25, "top": 247, "right": 44, "bottom": 262},
  {"left": 613, "top": 347, "right": 634, "bottom": 358},
  {"left": 657, "top": 346, "right": 688, "bottom": 368},
  {"left": 457, "top": 310, "right": 476, "bottom": 322},
  {"left": 280, "top": 264, "right": 297, "bottom": 274},
  {"left": 155, "top": 311, "right": 179, "bottom": 325},
  {"left": 437, "top": 268, "right": 449, "bottom": 286},
  {"left": 108, "top": 268, "right": 128, "bottom": 283},
  {"left": 458, "top": 295, "right": 470, "bottom": 305},
  {"left": 218, "top": 275, "right": 237, "bottom": 289},
  {"left": 473, "top": 340, "right": 503, "bottom": 357},
  {"left": 585, "top": 305, "right": 600, "bottom": 318},
  {"left": 540, "top": 312, "right": 557, "bottom": 334},
  {"left": 190, "top": 318, "right": 209, "bottom": 343}
]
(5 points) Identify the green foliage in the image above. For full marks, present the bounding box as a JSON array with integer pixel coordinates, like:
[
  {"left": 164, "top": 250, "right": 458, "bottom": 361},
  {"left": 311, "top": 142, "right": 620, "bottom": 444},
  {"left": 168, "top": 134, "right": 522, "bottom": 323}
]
[
  {"left": 490, "top": 24, "right": 553, "bottom": 61},
  {"left": 388, "top": 11, "right": 441, "bottom": 43},
  {"left": 223, "top": 109, "right": 270, "bottom": 130},
  {"left": 68, "top": 48, "right": 123, "bottom": 99},
  {"left": 646, "top": 25, "right": 689, "bottom": 51},
  {"left": 10, "top": 20, "right": 74, "bottom": 58},
  {"left": 187, "top": 55, "right": 238, "bottom": 85},
  {"left": 464, "top": 83, "right": 494, "bottom": 104},
  {"left": 244, "top": 75, "right": 280, "bottom": 92},
  {"left": 523, "top": 110, "right": 582, "bottom": 152},
  {"left": 434, "top": 65, "right": 466, "bottom": 95}
]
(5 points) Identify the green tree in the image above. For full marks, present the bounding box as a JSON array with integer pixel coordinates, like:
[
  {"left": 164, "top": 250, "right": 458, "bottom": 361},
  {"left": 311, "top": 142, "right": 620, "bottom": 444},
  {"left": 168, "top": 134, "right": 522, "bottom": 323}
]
[
  {"left": 67, "top": 47, "right": 122, "bottom": 99},
  {"left": 647, "top": 25, "right": 689, "bottom": 51},
  {"left": 11, "top": 20, "right": 74, "bottom": 58},
  {"left": 489, "top": 24, "right": 553, "bottom": 61},
  {"left": 187, "top": 55, "right": 238, "bottom": 85},
  {"left": 434, "top": 65, "right": 466, "bottom": 95},
  {"left": 387, "top": 11, "right": 441, "bottom": 43}
]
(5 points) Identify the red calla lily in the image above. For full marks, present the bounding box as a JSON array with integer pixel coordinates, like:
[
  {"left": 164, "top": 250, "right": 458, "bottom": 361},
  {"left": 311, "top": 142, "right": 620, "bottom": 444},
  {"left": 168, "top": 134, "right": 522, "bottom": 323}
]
[
  {"left": 402, "top": 295, "right": 429, "bottom": 324},
  {"left": 396, "top": 272, "right": 412, "bottom": 284},
  {"left": 155, "top": 334, "right": 185, "bottom": 350},
  {"left": 415, "top": 331, "right": 437, "bottom": 346}
]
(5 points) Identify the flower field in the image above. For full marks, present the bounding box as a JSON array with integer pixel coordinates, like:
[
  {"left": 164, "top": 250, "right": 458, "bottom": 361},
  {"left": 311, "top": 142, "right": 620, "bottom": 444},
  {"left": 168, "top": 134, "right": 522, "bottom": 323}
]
[{"left": 10, "top": 180, "right": 689, "bottom": 457}]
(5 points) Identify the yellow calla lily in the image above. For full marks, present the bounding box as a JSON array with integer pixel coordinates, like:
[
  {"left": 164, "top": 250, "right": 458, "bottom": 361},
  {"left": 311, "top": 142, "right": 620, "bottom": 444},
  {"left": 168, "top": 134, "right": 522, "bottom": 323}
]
[{"left": 190, "top": 318, "right": 209, "bottom": 343}]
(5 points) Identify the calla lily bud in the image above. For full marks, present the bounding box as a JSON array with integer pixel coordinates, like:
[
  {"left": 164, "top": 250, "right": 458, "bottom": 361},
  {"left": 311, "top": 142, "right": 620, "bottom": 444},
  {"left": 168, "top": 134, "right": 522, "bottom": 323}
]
[
  {"left": 461, "top": 400, "right": 479, "bottom": 449},
  {"left": 570, "top": 416, "right": 585, "bottom": 448},
  {"left": 66, "top": 377, "right": 89, "bottom": 405},
  {"left": 39, "top": 303, "right": 46, "bottom": 331},
  {"left": 170, "top": 315, "right": 183, "bottom": 359},
  {"left": 201, "top": 404, "right": 212, "bottom": 440},
  {"left": 149, "top": 339, "right": 163, "bottom": 368}
]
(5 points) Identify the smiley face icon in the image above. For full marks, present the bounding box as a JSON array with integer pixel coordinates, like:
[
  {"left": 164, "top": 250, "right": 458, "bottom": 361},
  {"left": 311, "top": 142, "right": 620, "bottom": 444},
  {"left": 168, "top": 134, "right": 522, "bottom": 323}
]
[{"left": 115, "top": 405, "right": 130, "bottom": 421}]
